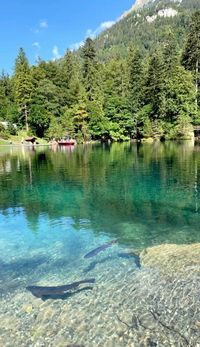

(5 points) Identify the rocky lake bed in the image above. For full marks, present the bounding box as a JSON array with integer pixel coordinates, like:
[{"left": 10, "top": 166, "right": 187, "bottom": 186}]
[{"left": 0, "top": 243, "right": 199, "bottom": 347}]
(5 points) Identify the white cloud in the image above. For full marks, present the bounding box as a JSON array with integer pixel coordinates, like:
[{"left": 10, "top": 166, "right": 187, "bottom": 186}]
[
  {"left": 32, "top": 42, "right": 40, "bottom": 49},
  {"left": 52, "top": 45, "right": 61, "bottom": 60},
  {"left": 86, "top": 20, "right": 115, "bottom": 39},
  {"left": 35, "top": 54, "right": 40, "bottom": 63},
  {"left": 40, "top": 21, "right": 48, "bottom": 28},
  {"left": 70, "top": 40, "right": 84, "bottom": 51},
  {"left": 32, "top": 20, "right": 48, "bottom": 34},
  {"left": 100, "top": 21, "right": 115, "bottom": 30},
  {"left": 86, "top": 28, "right": 95, "bottom": 38},
  {"left": 70, "top": 19, "right": 115, "bottom": 51}
]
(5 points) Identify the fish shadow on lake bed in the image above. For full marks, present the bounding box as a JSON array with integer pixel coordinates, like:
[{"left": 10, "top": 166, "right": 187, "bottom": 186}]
[
  {"left": 37, "top": 286, "right": 94, "bottom": 301},
  {"left": 117, "top": 252, "right": 141, "bottom": 269},
  {"left": 83, "top": 255, "right": 116, "bottom": 273},
  {"left": 83, "top": 252, "right": 141, "bottom": 273},
  {"left": 0, "top": 255, "right": 48, "bottom": 275},
  {"left": 0, "top": 255, "right": 49, "bottom": 295}
]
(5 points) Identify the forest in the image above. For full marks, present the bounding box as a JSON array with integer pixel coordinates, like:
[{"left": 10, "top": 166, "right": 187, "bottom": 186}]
[{"left": 0, "top": 10, "right": 199, "bottom": 142}]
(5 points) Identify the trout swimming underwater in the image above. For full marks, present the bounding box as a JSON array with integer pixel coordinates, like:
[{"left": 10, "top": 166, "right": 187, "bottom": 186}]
[
  {"left": 26, "top": 278, "right": 95, "bottom": 298},
  {"left": 84, "top": 240, "right": 117, "bottom": 259}
]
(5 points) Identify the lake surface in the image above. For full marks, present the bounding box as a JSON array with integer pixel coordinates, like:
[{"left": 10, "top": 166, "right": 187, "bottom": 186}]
[{"left": 0, "top": 141, "right": 200, "bottom": 346}]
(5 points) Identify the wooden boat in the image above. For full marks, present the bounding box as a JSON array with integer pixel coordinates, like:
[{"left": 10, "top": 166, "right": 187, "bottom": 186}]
[
  {"left": 24, "top": 137, "right": 37, "bottom": 144},
  {"left": 58, "top": 139, "right": 76, "bottom": 146}
]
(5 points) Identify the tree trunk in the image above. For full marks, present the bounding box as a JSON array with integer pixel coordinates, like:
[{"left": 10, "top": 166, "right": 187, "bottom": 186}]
[
  {"left": 195, "top": 59, "right": 199, "bottom": 112},
  {"left": 25, "top": 104, "right": 29, "bottom": 132}
]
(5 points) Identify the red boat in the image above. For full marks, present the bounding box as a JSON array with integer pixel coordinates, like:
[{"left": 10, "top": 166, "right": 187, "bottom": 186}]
[{"left": 58, "top": 138, "right": 76, "bottom": 146}]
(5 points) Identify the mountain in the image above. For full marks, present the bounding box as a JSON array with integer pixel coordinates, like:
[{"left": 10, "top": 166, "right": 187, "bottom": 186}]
[
  {"left": 95, "top": 0, "right": 200, "bottom": 61},
  {"left": 121, "top": 0, "right": 152, "bottom": 17}
]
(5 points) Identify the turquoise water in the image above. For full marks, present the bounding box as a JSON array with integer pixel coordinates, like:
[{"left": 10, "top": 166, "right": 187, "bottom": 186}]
[{"left": 0, "top": 141, "right": 200, "bottom": 298}]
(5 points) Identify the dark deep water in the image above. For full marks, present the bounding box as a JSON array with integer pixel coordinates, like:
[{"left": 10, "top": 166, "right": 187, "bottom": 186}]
[{"left": 0, "top": 141, "right": 200, "bottom": 295}]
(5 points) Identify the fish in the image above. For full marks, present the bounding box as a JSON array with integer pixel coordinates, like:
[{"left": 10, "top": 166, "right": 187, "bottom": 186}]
[
  {"left": 118, "top": 252, "right": 141, "bottom": 269},
  {"left": 26, "top": 278, "right": 95, "bottom": 298},
  {"left": 84, "top": 240, "right": 117, "bottom": 259}
]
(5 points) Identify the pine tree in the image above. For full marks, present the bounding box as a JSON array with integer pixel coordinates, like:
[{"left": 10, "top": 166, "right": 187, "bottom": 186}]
[
  {"left": 128, "top": 47, "right": 144, "bottom": 135},
  {"left": 182, "top": 10, "right": 200, "bottom": 112},
  {"left": 13, "top": 48, "right": 33, "bottom": 131},
  {"left": 82, "top": 38, "right": 105, "bottom": 139},
  {"left": 82, "top": 38, "right": 96, "bottom": 75},
  {"left": 0, "top": 72, "right": 10, "bottom": 120},
  {"left": 60, "top": 50, "right": 83, "bottom": 107},
  {"left": 30, "top": 79, "right": 60, "bottom": 137},
  {"left": 145, "top": 50, "right": 166, "bottom": 121},
  {"left": 162, "top": 30, "right": 178, "bottom": 75},
  {"left": 82, "top": 38, "right": 103, "bottom": 102}
]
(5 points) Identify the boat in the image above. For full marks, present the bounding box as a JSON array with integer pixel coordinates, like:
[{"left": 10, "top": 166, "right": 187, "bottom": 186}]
[
  {"left": 58, "top": 138, "right": 76, "bottom": 146},
  {"left": 24, "top": 137, "right": 37, "bottom": 144}
]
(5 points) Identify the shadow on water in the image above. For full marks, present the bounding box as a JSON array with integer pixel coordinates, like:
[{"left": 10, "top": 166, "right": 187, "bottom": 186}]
[
  {"left": 117, "top": 252, "right": 141, "bottom": 268},
  {"left": 0, "top": 255, "right": 48, "bottom": 274},
  {"left": 0, "top": 255, "right": 48, "bottom": 295},
  {"left": 83, "top": 255, "right": 116, "bottom": 273},
  {"left": 41, "top": 286, "right": 94, "bottom": 301},
  {"left": 83, "top": 252, "right": 141, "bottom": 273}
]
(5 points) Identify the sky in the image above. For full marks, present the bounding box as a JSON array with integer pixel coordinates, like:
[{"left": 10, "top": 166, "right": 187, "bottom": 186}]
[{"left": 0, "top": 0, "right": 134, "bottom": 74}]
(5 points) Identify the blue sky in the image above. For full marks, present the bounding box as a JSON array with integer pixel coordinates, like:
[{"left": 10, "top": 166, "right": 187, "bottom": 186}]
[{"left": 0, "top": 0, "right": 134, "bottom": 74}]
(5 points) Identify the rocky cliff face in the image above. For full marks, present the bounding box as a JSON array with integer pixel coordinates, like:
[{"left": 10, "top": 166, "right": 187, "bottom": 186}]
[
  {"left": 131, "top": 0, "right": 152, "bottom": 11},
  {"left": 123, "top": 0, "right": 183, "bottom": 17},
  {"left": 121, "top": 0, "right": 151, "bottom": 18}
]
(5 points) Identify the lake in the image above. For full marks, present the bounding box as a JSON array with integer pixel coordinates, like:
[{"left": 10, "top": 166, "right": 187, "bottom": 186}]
[{"left": 0, "top": 141, "right": 199, "bottom": 346}]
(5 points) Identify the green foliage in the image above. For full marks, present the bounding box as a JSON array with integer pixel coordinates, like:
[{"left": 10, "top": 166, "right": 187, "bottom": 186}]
[
  {"left": 182, "top": 10, "right": 200, "bottom": 113},
  {"left": 0, "top": 123, "right": 9, "bottom": 139},
  {"left": 95, "top": 0, "right": 199, "bottom": 61},
  {"left": 6, "top": 122, "right": 17, "bottom": 136},
  {"left": 165, "top": 115, "right": 193, "bottom": 139},
  {"left": 0, "top": 7, "right": 199, "bottom": 142},
  {"left": 13, "top": 48, "right": 33, "bottom": 129},
  {"left": 45, "top": 117, "right": 63, "bottom": 140},
  {"left": 29, "top": 105, "right": 51, "bottom": 138},
  {"left": 182, "top": 10, "right": 200, "bottom": 71},
  {"left": 145, "top": 49, "right": 166, "bottom": 120}
]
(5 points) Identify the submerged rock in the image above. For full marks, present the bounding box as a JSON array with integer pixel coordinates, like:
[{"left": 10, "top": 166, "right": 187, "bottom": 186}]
[
  {"left": 22, "top": 304, "right": 33, "bottom": 314},
  {"left": 115, "top": 243, "right": 200, "bottom": 346},
  {"left": 140, "top": 243, "right": 200, "bottom": 277}
]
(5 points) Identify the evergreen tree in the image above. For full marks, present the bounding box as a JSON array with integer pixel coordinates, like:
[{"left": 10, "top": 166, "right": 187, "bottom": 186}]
[
  {"left": 0, "top": 72, "right": 10, "bottom": 120},
  {"left": 102, "top": 59, "right": 133, "bottom": 140},
  {"left": 13, "top": 48, "right": 33, "bottom": 131},
  {"left": 162, "top": 30, "right": 179, "bottom": 75},
  {"left": 82, "top": 38, "right": 103, "bottom": 102},
  {"left": 60, "top": 82, "right": 90, "bottom": 142},
  {"left": 165, "top": 66, "right": 196, "bottom": 124},
  {"left": 30, "top": 79, "right": 60, "bottom": 137},
  {"left": 182, "top": 10, "right": 200, "bottom": 113},
  {"left": 145, "top": 50, "right": 166, "bottom": 121},
  {"left": 82, "top": 38, "right": 105, "bottom": 139},
  {"left": 0, "top": 9, "right": 199, "bottom": 142},
  {"left": 0, "top": 72, "right": 18, "bottom": 125},
  {"left": 60, "top": 50, "right": 83, "bottom": 107},
  {"left": 128, "top": 47, "right": 144, "bottom": 136}
]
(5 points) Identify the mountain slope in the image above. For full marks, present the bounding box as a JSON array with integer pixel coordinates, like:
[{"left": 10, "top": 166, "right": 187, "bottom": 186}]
[
  {"left": 120, "top": 0, "right": 151, "bottom": 18},
  {"left": 95, "top": 0, "right": 200, "bottom": 61}
]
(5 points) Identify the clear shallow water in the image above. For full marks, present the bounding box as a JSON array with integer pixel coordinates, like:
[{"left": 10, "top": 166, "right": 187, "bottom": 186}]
[
  {"left": 0, "top": 141, "right": 200, "bottom": 296},
  {"left": 0, "top": 142, "right": 200, "bottom": 346}
]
